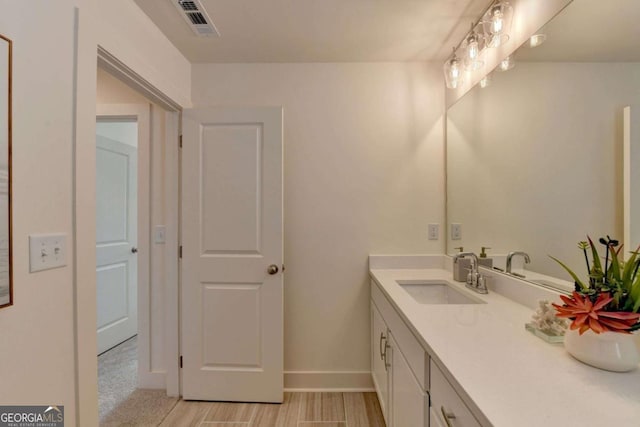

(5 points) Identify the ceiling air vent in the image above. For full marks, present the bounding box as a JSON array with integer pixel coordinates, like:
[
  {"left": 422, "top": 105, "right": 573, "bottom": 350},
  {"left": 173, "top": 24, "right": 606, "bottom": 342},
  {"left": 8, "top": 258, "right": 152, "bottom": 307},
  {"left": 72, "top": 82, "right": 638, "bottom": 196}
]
[{"left": 173, "top": 0, "right": 220, "bottom": 37}]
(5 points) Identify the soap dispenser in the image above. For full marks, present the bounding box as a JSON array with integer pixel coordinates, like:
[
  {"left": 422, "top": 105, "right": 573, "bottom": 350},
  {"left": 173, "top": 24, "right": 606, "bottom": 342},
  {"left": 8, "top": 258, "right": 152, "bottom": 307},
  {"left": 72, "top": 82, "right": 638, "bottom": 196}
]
[
  {"left": 452, "top": 247, "right": 471, "bottom": 282},
  {"left": 478, "top": 246, "right": 493, "bottom": 269}
]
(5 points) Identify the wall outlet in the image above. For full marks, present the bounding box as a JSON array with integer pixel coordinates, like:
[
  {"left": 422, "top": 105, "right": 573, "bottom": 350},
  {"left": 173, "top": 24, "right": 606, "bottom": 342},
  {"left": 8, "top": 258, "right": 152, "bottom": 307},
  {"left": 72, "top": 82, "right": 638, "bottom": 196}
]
[
  {"left": 451, "top": 223, "right": 462, "bottom": 240},
  {"left": 29, "top": 233, "right": 67, "bottom": 272},
  {"left": 428, "top": 223, "right": 439, "bottom": 240}
]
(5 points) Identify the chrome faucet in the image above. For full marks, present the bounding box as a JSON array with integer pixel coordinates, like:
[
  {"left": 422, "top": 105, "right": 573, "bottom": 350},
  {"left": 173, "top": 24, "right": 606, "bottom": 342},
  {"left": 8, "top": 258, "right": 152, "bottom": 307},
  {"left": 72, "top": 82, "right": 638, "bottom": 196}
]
[
  {"left": 453, "top": 252, "right": 488, "bottom": 294},
  {"left": 506, "top": 251, "right": 531, "bottom": 277}
]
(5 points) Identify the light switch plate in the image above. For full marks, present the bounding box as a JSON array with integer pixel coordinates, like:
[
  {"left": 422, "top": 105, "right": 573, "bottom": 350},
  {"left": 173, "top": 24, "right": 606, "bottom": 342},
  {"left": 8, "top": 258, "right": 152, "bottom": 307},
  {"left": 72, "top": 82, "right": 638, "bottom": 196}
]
[
  {"left": 154, "top": 225, "right": 167, "bottom": 244},
  {"left": 29, "top": 233, "right": 67, "bottom": 272}
]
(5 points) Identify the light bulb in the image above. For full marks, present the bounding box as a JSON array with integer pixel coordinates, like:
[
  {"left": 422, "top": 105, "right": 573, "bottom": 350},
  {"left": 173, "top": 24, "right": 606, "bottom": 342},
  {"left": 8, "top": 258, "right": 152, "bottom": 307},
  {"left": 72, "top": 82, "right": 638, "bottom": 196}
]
[
  {"left": 444, "top": 50, "right": 464, "bottom": 89},
  {"left": 466, "top": 29, "right": 480, "bottom": 60},
  {"left": 491, "top": 9, "right": 504, "bottom": 34},
  {"left": 480, "top": 74, "right": 491, "bottom": 88},
  {"left": 468, "top": 40, "right": 479, "bottom": 60},
  {"left": 450, "top": 59, "right": 460, "bottom": 79},
  {"left": 529, "top": 34, "right": 547, "bottom": 48},
  {"left": 483, "top": 1, "right": 513, "bottom": 48},
  {"left": 464, "top": 28, "right": 484, "bottom": 71},
  {"left": 499, "top": 55, "right": 515, "bottom": 71}
]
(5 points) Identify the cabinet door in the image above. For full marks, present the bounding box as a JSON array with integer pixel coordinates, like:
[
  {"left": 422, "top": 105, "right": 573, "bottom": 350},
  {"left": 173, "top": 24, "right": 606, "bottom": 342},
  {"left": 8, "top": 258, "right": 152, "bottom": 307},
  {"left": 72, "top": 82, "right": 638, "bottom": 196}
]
[
  {"left": 371, "top": 302, "right": 390, "bottom": 424},
  {"left": 430, "top": 361, "right": 481, "bottom": 427},
  {"left": 429, "top": 407, "right": 446, "bottom": 427},
  {"left": 389, "top": 333, "right": 427, "bottom": 427}
]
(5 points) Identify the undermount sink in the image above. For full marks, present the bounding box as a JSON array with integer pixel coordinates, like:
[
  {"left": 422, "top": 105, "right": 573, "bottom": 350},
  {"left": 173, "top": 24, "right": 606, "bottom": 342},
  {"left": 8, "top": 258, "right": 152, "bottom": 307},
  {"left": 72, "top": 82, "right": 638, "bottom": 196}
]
[{"left": 398, "top": 280, "right": 486, "bottom": 305}]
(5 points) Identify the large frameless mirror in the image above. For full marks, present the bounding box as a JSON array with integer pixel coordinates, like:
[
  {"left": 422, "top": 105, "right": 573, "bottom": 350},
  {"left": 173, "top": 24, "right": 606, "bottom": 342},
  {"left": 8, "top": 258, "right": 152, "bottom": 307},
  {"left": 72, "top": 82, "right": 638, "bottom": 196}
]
[
  {"left": 446, "top": 0, "right": 640, "bottom": 292},
  {"left": 0, "top": 34, "right": 12, "bottom": 308}
]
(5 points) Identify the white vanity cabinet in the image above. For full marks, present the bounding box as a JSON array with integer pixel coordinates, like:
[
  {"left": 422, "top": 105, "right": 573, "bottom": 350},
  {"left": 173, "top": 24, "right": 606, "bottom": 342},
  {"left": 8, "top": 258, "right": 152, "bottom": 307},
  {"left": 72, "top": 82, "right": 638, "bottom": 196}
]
[
  {"left": 371, "top": 281, "right": 428, "bottom": 427},
  {"left": 371, "top": 279, "right": 482, "bottom": 427}
]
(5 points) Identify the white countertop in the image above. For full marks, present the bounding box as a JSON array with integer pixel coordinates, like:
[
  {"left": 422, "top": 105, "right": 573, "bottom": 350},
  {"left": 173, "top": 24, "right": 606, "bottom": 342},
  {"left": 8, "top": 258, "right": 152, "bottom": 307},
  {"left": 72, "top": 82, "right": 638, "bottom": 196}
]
[{"left": 370, "top": 267, "right": 640, "bottom": 427}]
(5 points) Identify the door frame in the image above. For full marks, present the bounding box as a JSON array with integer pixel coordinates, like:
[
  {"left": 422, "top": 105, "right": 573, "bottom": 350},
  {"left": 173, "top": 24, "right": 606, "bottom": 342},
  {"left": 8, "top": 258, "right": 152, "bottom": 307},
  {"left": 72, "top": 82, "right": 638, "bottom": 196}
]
[
  {"left": 95, "top": 48, "right": 182, "bottom": 396},
  {"left": 96, "top": 103, "right": 149, "bottom": 381}
]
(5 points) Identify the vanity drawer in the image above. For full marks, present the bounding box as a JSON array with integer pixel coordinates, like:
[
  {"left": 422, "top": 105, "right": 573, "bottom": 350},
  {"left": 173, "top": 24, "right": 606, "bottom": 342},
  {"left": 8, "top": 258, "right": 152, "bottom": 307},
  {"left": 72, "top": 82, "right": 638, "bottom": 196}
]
[
  {"left": 430, "top": 361, "right": 481, "bottom": 427},
  {"left": 371, "top": 280, "right": 429, "bottom": 391}
]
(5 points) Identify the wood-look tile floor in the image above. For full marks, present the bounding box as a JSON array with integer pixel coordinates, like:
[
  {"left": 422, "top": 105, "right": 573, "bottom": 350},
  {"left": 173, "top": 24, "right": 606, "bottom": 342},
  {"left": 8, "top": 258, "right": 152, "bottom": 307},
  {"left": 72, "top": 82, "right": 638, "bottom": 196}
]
[{"left": 159, "top": 392, "right": 385, "bottom": 427}]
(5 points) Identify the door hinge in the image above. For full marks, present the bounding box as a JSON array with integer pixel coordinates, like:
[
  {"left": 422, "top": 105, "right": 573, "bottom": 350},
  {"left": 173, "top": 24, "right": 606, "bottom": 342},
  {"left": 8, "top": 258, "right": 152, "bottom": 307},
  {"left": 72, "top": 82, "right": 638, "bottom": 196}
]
[
  {"left": 179, "top": 134, "right": 183, "bottom": 148},
  {"left": 179, "top": 355, "right": 183, "bottom": 368},
  {"left": 179, "top": 245, "right": 182, "bottom": 258}
]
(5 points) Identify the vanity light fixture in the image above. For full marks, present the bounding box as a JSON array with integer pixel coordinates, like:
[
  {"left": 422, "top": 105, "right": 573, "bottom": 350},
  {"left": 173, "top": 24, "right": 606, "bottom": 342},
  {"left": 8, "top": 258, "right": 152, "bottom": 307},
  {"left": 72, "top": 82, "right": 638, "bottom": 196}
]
[
  {"left": 444, "top": 47, "right": 464, "bottom": 89},
  {"left": 529, "top": 34, "right": 547, "bottom": 48},
  {"left": 463, "top": 23, "right": 485, "bottom": 71},
  {"left": 482, "top": 0, "right": 514, "bottom": 48},
  {"left": 443, "top": 0, "right": 516, "bottom": 90},
  {"left": 499, "top": 54, "right": 515, "bottom": 71}
]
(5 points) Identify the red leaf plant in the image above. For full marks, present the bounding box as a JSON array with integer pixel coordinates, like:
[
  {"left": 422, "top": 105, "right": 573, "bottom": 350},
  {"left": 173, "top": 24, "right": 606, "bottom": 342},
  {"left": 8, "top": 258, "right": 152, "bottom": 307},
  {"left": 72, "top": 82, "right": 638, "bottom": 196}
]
[{"left": 552, "top": 292, "right": 640, "bottom": 335}]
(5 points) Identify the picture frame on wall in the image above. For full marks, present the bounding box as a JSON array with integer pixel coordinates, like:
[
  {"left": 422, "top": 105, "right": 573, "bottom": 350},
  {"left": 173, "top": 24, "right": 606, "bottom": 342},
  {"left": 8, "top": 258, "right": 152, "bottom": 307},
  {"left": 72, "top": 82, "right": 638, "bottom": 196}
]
[{"left": 0, "top": 33, "right": 13, "bottom": 309}]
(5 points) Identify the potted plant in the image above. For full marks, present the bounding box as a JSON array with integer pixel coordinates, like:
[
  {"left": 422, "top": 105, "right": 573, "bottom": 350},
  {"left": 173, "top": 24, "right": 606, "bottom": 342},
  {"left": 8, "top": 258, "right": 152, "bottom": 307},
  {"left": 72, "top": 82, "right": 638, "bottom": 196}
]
[{"left": 551, "top": 236, "right": 640, "bottom": 372}]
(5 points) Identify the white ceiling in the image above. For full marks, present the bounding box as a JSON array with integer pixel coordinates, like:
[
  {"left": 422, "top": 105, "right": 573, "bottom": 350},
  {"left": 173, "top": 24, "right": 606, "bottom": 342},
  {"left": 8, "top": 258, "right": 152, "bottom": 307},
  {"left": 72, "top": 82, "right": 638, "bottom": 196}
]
[
  {"left": 134, "top": 0, "right": 489, "bottom": 63},
  {"left": 518, "top": 0, "right": 640, "bottom": 62}
]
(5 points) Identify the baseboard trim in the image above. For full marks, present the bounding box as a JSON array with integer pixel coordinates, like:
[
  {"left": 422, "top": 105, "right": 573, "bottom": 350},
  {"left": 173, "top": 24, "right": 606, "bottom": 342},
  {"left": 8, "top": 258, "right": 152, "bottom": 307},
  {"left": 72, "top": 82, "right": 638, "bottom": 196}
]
[
  {"left": 284, "top": 371, "right": 374, "bottom": 392},
  {"left": 138, "top": 371, "right": 165, "bottom": 389}
]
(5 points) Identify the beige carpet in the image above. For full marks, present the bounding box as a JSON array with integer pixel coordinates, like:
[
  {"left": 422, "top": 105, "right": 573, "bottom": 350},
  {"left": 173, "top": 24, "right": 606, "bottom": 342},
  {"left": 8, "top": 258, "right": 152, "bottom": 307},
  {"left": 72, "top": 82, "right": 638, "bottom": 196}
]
[
  {"left": 100, "top": 389, "right": 178, "bottom": 426},
  {"left": 98, "top": 336, "right": 178, "bottom": 426}
]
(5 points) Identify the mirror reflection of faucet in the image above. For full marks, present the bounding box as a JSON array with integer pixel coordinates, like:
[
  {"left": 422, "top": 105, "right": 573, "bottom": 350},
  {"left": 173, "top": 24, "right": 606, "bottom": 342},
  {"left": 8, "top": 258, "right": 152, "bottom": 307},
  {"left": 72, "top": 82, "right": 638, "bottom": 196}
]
[{"left": 506, "top": 251, "right": 531, "bottom": 278}]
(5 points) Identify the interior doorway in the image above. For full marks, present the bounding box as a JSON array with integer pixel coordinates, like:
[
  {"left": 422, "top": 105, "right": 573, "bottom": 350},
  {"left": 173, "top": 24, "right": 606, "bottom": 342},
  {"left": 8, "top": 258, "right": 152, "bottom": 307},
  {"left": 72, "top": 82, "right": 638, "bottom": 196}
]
[
  {"left": 95, "top": 65, "right": 161, "bottom": 422},
  {"left": 81, "top": 49, "right": 182, "bottom": 426},
  {"left": 96, "top": 118, "right": 139, "bottom": 355},
  {"left": 95, "top": 115, "right": 141, "bottom": 422}
]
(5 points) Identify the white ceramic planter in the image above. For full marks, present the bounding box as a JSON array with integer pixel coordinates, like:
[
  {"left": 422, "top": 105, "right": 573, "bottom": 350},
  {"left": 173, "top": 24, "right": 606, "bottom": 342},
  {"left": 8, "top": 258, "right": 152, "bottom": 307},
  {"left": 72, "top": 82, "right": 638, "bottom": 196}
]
[{"left": 564, "top": 329, "right": 640, "bottom": 372}]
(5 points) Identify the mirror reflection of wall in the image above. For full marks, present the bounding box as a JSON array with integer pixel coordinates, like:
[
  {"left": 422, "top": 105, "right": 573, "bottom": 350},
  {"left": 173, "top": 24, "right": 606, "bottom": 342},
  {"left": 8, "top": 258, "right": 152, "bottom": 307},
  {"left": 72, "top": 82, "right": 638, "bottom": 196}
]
[
  {"left": 625, "top": 106, "right": 640, "bottom": 251},
  {"left": 446, "top": 0, "right": 640, "bottom": 284},
  {"left": 0, "top": 35, "right": 11, "bottom": 308}
]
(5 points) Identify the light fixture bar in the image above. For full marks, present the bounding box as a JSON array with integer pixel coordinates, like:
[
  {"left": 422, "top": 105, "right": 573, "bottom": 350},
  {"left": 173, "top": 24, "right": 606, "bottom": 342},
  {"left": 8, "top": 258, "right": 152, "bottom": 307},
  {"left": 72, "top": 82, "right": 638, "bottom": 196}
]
[{"left": 443, "top": 0, "right": 515, "bottom": 90}]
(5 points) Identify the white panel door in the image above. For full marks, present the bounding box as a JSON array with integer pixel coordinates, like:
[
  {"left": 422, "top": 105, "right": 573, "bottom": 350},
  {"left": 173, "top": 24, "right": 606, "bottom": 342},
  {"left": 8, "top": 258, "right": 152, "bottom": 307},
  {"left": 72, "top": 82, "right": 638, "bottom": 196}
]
[
  {"left": 181, "top": 107, "right": 283, "bottom": 402},
  {"left": 96, "top": 135, "right": 138, "bottom": 354}
]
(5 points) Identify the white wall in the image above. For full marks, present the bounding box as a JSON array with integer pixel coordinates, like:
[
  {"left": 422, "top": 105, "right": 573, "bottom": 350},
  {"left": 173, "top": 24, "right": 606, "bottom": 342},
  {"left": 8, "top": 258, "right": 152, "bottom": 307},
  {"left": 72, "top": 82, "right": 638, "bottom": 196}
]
[
  {"left": 0, "top": 3, "right": 88, "bottom": 426},
  {"left": 447, "top": 62, "right": 640, "bottom": 277},
  {"left": 625, "top": 106, "right": 640, "bottom": 250},
  {"left": 96, "top": 67, "right": 150, "bottom": 105},
  {"left": 80, "top": 2, "right": 189, "bottom": 421},
  {"left": 0, "top": 0, "right": 190, "bottom": 425},
  {"left": 96, "top": 0, "right": 191, "bottom": 107},
  {"left": 192, "top": 62, "right": 444, "bottom": 386}
]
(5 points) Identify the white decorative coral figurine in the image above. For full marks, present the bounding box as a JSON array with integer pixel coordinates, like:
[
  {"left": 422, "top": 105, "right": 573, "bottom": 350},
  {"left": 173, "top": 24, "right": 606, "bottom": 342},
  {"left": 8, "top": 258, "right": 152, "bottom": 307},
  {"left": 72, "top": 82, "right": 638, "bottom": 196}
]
[{"left": 531, "top": 300, "right": 568, "bottom": 336}]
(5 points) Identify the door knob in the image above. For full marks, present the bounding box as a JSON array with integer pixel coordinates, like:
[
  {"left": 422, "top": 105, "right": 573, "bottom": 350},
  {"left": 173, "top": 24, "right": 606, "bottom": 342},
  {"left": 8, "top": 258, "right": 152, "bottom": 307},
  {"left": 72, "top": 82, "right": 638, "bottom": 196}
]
[
  {"left": 131, "top": 247, "right": 138, "bottom": 253},
  {"left": 267, "top": 264, "right": 279, "bottom": 275}
]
